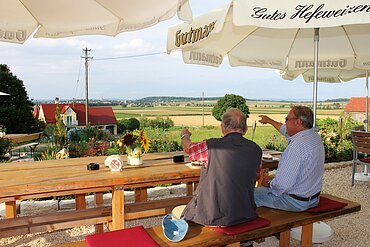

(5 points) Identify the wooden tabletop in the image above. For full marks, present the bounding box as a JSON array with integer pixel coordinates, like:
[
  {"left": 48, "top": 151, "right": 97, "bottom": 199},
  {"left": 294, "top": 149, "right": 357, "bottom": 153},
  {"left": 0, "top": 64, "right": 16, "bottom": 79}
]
[
  {"left": 0, "top": 152, "right": 199, "bottom": 200},
  {"left": 0, "top": 151, "right": 279, "bottom": 201}
]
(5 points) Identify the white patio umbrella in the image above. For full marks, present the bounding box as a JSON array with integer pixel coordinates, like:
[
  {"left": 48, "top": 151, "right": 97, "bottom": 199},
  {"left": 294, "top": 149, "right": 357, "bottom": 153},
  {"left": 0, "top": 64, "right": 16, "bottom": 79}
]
[
  {"left": 167, "top": 0, "right": 370, "bottom": 125},
  {"left": 168, "top": 1, "right": 370, "bottom": 242},
  {"left": 0, "top": 0, "right": 192, "bottom": 44},
  {"left": 0, "top": 0, "right": 193, "bottom": 124},
  {"left": 0, "top": 91, "right": 10, "bottom": 96}
]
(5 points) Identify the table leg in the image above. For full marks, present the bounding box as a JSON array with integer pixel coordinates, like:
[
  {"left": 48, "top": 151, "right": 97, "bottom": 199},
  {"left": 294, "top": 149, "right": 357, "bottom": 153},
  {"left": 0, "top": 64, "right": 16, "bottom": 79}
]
[
  {"left": 75, "top": 194, "right": 86, "bottom": 209},
  {"left": 111, "top": 186, "right": 125, "bottom": 230},
  {"left": 279, "top": 230, "right": 290, "bottom": 247},
  {"left": 95, "top": 192, "right": 104, "bottom": 233},
  {"left": 135, "top": 188, "right": 147, "bottom": 202},
  {"left": 5, "top": 201, "right": 17, "bottom": 218},
  {"left": 301, "top": 223, "right": 313, "bottom": 247},
  {"left": 186, "top": 182, "right": 193, "bottom": 196}
]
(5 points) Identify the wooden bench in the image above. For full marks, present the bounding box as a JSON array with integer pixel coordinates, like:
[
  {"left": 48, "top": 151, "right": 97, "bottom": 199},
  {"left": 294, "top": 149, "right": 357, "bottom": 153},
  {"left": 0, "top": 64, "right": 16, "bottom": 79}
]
[
  {"left": 0, "top": 195, "right": 193, "bottom": 238},
  {"left": 53, "top": 194, "right": 360, "bottom": 247},
  {"left": 11, "top": 142, "right": 39, "bottom": 157}
]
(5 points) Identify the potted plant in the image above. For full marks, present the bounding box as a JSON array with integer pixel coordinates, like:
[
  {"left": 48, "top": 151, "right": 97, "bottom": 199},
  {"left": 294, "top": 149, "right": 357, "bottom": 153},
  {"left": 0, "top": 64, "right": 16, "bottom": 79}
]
[{"left": 117, "top": 129, "right": 150, "bottom": 165}]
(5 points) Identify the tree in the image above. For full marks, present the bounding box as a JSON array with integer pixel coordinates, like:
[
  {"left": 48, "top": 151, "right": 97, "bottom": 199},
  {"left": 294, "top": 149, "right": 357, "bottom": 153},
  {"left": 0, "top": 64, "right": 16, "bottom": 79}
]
[
  {"left": 55, "top": 103, "right": 66, "bottom": 148},
  {"left": 212, "top": 94, "right": 250, "bottom": 121},
  {"left": 0, "top": 64, "right": 42, "bottom": 134},
  {"left": 117, "top": 118, "right": 140, "bottom": 133}
]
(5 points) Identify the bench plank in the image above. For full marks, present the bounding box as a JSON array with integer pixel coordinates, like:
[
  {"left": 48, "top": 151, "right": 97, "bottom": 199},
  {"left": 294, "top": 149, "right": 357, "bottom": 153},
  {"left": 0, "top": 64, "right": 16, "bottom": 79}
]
[
  {"left": 52, "top": 194, "right": 361, "bottom": 247},
  {"left": 11, "top": 142, "right": 39, "bottom": 151},
  {"left": 0, "top": 196, "right": 193, "bottom": 238}
]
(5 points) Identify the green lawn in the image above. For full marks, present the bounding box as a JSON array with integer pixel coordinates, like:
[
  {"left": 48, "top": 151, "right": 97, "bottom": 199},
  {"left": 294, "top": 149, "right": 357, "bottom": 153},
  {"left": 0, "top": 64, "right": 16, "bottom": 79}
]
[{"left": 145, "top": 125, "right": 284, "bottom": 149}]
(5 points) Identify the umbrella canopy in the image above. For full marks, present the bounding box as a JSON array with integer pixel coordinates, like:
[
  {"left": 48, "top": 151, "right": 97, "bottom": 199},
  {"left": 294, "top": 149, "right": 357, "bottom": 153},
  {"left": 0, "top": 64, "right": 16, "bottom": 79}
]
[
  {"left": 279, "top": 68, "right": 370, "bottom": 83},
  {"left": 0, "top": 91, "right": 10, "bottom": 96},
  {"left": 168, "top": 1, "right": 370, "bottom": 71},
  {"left": 0, "top": 0, "right": 192, "bottom": 44},
  {"left": 167, "top": 0, "right": 370, "bottom": 125}
]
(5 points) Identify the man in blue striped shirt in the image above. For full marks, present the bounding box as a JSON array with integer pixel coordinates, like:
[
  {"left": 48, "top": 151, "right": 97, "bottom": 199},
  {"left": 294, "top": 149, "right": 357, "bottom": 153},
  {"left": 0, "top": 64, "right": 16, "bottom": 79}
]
[{"left": 254, "top": 106, "right": 324, "bottom": 211}]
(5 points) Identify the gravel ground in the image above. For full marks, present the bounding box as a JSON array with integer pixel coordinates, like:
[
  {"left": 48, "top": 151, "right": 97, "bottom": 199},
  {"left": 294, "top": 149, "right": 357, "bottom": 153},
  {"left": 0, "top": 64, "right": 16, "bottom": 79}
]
[{"left": 0, "top": 164, "right": 369, "bottom": 247}]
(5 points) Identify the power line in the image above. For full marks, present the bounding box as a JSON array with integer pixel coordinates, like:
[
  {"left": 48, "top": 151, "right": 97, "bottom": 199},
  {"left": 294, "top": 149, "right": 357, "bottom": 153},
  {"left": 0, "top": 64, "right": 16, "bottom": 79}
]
[
  {"left": 92, "top": 51, "right": 168, "bottom": 61},
  {"left": 73, "top": 52, "right": 84, "bottom": 100}
]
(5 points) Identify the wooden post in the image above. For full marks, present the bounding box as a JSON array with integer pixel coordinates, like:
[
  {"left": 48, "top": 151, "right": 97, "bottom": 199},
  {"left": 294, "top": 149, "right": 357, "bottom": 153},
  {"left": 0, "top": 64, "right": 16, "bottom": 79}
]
[
  {"left": 5, "top": 201, "right": 17, "bottom": 218},
  {"left": 95, "top": 192, "right": 104, "bottom": 233},
  {"left": 301, "top": 223, "right": 313, "bottom": 247},
  {"left": 75, "top": 194, "right": 86, "bottom": 210},
  {"left": 279, "top": 230, "right": 291, "bottom": 247},
  {"left": 186, "top": 182, "right": 193, "bottom": 196},
  {"left": 111, "top": 186, "right": 125, "bottom": 230},
  {"left": 135, "top": 188, "right": 147, "bottom": 202}
]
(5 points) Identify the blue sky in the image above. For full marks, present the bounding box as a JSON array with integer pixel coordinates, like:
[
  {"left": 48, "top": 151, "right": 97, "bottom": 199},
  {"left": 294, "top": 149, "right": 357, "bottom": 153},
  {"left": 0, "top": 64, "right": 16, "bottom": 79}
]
[{"left": 0, "top": 0, "right": 366, "bottom": 101}]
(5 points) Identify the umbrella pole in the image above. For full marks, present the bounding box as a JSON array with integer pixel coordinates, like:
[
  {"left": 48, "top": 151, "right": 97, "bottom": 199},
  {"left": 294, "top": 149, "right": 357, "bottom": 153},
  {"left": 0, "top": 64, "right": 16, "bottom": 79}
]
[
  {"left": 313, "top": 28, "right": 320, "bottom": 128},
  {"left": 366, "top": 71, "right": 369, "bottom": 132},
  {"left": 312, "top": 27, "right": 335, "bottom": 242},
  {"left": 366, "top": 71, "right": 369, "bottom": 174},
  {"left": 355, "top": 70, "right": 370, "bottom": 180}
]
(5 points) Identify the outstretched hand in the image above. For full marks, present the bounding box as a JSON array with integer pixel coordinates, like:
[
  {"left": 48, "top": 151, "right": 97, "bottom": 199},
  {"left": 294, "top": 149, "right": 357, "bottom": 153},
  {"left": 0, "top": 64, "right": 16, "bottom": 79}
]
[{"left": 258, "top": 115, "right": 272, "bottom": 125}]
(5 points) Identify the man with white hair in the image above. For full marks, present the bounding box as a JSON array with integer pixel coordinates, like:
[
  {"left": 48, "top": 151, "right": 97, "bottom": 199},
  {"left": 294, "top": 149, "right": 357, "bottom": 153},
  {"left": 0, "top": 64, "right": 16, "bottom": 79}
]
[{"left": 179, "top": 108, "right": 262, "bottom": 226}]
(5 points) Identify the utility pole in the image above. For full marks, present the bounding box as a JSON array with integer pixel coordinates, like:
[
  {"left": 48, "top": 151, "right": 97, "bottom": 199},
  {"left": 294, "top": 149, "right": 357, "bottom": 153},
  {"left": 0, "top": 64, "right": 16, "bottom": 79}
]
[
  {"left": 202, "top": 92, "right": 205, "bottom": 127},
  {"left": 82, "top": 48, "right": 92, "bottom": 126}
]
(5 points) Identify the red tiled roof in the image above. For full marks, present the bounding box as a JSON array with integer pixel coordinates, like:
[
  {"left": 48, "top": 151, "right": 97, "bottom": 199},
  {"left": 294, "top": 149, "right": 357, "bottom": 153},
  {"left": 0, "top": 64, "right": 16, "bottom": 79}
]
[
  {"left": 345, "top": 97, "right": 370, "bottom": 112},
  {"left": 37, "top": 104, "right": 117, "bottom": 126}
]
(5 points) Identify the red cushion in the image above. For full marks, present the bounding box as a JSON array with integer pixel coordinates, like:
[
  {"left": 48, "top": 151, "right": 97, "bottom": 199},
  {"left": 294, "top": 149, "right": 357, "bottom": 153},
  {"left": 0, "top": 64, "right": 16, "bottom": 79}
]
[
  {"left": 85, "top": 226, "right": 159, "bottom": 247},
  {"left": 306, "top": 196, "right": 348, "bottom": 213},
  {"left": 359, "top": 157, "right": 370, "bottom": 163},
  {"left": 210, "top": 217, "right": 270, "bottom": 235}
]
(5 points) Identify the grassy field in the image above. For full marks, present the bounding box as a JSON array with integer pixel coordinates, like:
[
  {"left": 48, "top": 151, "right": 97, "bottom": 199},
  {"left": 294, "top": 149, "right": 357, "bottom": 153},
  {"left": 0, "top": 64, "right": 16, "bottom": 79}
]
[
  {"left": 145, "top": 125, "right": 284, "bottom": 149},
  {"left": 113, "top": 103, "right": 344, "bottom": 127},
  {"left": 113, "top": 100, "right": 344, "bottom": 148}
]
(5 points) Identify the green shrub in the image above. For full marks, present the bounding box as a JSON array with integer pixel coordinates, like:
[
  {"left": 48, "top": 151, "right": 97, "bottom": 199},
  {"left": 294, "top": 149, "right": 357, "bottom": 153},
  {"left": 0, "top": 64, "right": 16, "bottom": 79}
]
[
  {"left": 149, "top": 139, "right": 181, "bottom": 153},
  {"left": 0, "top": 137, "right": 12, "bottom": 156},
  {"left": 117, "top": 118, "right": 140, "bottom": 133},
  {"left": 34, "top": 146, "right": 60, "bottom": 161},
  {"left": 265, "top": 134, "right": 288, "bottom": 152},
  {"left": 316, "top": 115, "right": 360, "bottom": 162},
  {"left": 140, "top": 117, "right": 174, "bottom": 129}
]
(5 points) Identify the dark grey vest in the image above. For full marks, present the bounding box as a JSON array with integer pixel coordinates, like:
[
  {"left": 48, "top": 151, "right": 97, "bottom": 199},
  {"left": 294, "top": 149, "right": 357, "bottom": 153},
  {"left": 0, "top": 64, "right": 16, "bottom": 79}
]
[{"left": 183, "top": 132, "right": 262, "bottom": 226}]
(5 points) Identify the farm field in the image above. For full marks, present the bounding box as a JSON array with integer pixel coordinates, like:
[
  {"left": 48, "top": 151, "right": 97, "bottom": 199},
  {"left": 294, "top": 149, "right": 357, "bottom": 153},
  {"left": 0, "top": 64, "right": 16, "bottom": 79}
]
[
  {"left": 168, "top": 114, "right": 341, "bottom": 127},
  {"left": 113, "top": 101, "right": 345, "bottom": 127}
]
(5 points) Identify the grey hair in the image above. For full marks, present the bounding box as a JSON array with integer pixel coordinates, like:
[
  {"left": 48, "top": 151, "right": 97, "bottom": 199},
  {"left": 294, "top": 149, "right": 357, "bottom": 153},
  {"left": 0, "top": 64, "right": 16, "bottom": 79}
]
[
  {"left": 221, "top": 108, "right": 247, "bottom": 133},
  {"left": 291, "top": 105, "right": 313, "bottom": 129}
]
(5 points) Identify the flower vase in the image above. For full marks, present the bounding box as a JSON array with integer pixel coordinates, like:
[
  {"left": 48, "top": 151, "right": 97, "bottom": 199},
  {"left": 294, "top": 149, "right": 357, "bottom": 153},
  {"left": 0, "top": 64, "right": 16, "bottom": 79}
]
[{"left": 127, "top": 148, "right": 143, "bottom": 165}]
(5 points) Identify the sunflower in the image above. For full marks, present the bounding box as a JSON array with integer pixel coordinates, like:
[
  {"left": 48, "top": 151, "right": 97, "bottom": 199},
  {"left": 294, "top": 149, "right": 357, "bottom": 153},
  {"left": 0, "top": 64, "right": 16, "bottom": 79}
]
[
  {"left": 117, "top": 129, "right": 151, "bottom": 154},
  {"left": 140, "top": 131, "right": 151, "bottom": 152}
]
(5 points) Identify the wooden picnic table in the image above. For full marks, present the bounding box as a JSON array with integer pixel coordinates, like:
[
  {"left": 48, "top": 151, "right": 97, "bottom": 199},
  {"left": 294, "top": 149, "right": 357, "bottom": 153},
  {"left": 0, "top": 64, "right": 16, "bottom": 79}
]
[
  {"left": 0, "top": 151, "right": 279, "bottom": 237},
  {"left": 3, "top": 132, "right": 42, "bottom": 144}
]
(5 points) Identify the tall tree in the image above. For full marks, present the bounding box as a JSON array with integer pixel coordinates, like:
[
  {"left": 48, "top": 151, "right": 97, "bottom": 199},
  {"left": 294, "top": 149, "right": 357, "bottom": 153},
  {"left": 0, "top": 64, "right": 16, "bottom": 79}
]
[
  {"left": 0, "top": 64, "right": 41, "bottom": 133},
  {"left": 54, "top": 103, "right": 66, "bottom": 148},
  {"left": 212, "top": 94, "right": 250, "bottom": 121}
]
